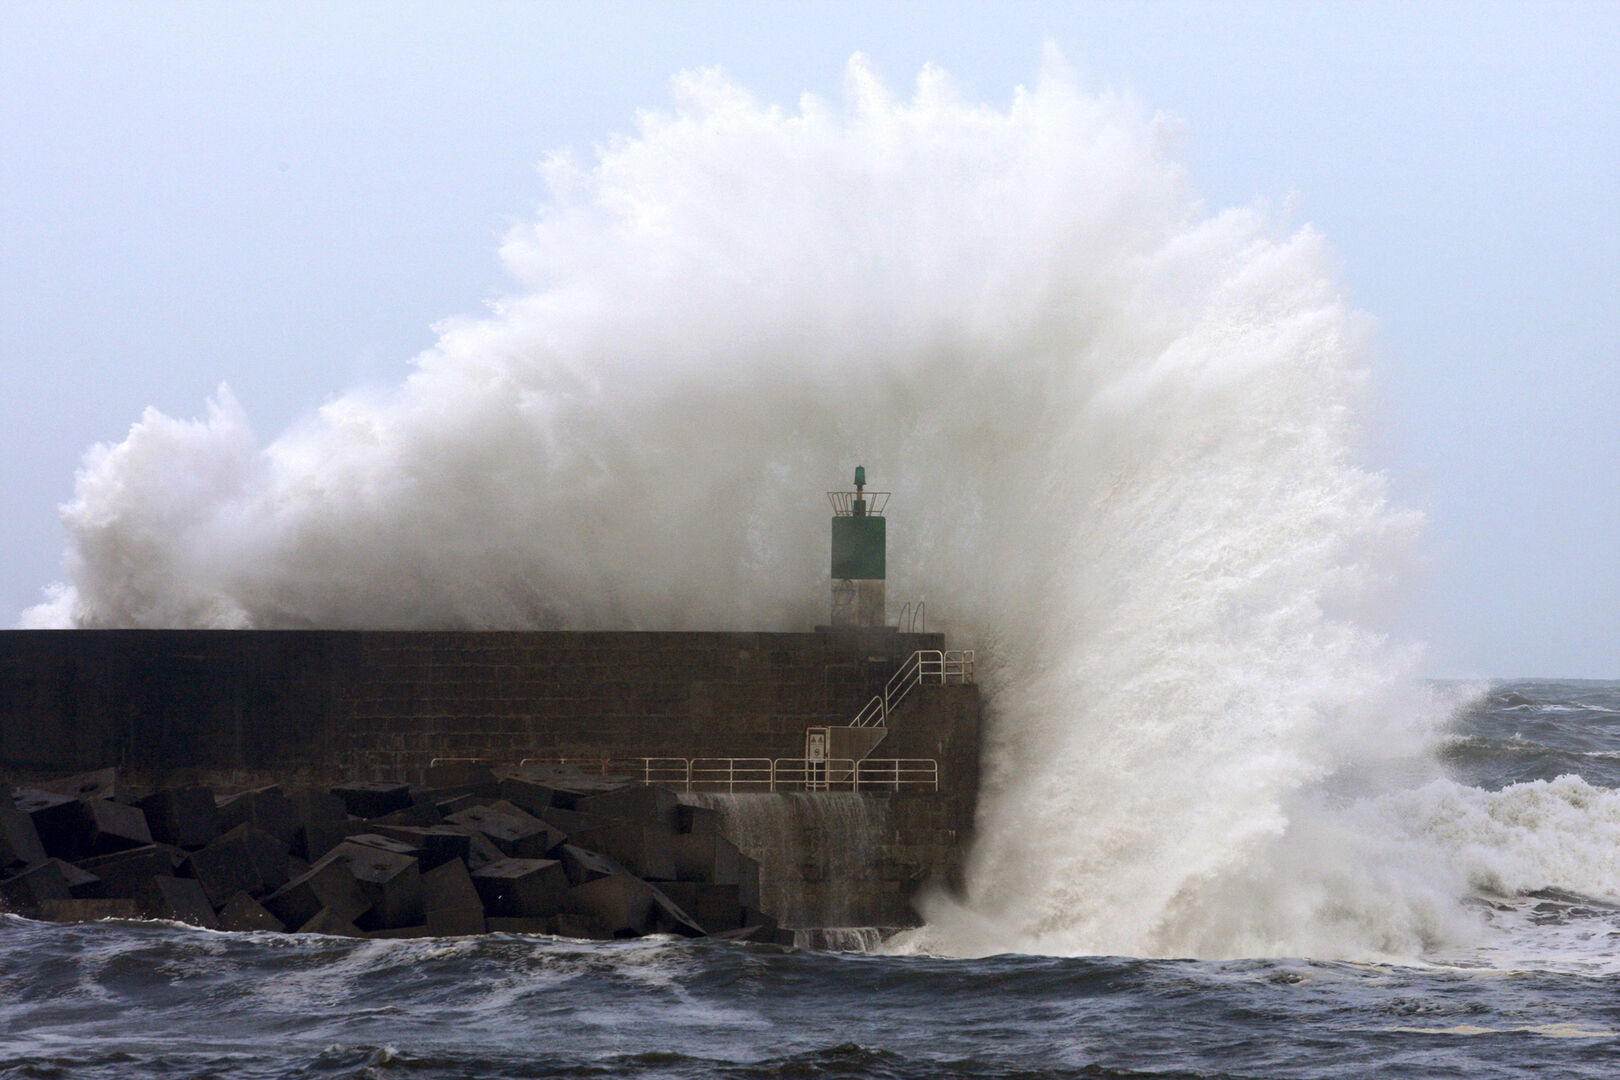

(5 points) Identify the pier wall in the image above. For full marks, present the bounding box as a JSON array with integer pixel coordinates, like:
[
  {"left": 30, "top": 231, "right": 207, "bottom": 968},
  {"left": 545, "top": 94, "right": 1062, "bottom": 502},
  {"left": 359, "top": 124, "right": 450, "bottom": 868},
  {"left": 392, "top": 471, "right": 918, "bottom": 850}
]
[{"left": 0, "top": 629, "right": 980, "bottom": 927}]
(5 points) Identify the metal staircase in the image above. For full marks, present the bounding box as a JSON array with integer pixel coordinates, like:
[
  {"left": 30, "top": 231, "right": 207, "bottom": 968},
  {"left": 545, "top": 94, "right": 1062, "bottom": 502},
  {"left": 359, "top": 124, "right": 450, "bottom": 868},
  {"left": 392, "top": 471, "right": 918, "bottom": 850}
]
[{"left": 848, "top": 649, "right": 975, "bottom": 728}]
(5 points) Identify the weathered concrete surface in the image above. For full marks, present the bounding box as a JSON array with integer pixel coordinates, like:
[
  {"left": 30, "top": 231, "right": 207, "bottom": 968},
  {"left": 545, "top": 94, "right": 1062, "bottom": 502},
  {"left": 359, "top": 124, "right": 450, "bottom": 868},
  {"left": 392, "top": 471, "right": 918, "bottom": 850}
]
[
  {"left": 0, "top": 629, "right": 948, "bottom": 785},
  {"left": 1, "top": 630, "right": 981, "bottom": 931}
]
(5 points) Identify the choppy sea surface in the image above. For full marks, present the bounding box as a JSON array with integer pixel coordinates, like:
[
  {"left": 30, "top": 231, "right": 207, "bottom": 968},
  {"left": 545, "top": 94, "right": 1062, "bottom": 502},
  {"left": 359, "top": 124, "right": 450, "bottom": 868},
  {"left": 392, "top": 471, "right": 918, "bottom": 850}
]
[{"left": 4, "top": 679, "right": 1618, "bottom": 1080}]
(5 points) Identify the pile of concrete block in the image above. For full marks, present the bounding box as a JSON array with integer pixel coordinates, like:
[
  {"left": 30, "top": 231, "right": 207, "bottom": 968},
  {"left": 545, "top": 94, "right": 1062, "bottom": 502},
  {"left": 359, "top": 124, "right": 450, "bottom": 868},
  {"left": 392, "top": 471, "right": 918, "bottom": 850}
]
[{"left": 0, "top": 765, "right": 794, "bottom": 943}]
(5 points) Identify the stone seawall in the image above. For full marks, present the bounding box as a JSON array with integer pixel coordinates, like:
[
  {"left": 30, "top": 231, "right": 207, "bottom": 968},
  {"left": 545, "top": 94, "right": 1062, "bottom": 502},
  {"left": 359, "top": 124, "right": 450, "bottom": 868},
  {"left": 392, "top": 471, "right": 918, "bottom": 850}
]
[{"left": 1, "top": 630, "right": 981, "bottom": 929}]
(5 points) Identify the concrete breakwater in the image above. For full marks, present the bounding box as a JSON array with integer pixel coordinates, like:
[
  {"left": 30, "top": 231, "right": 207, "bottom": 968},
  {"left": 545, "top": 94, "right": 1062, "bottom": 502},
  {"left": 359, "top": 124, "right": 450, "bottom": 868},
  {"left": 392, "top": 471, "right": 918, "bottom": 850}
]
[
  {"left": 1, "top": 629, "right": 982, "bottom": 930},
  {"left": 0, "top": 762, "right": 795, "bottom": 943}
]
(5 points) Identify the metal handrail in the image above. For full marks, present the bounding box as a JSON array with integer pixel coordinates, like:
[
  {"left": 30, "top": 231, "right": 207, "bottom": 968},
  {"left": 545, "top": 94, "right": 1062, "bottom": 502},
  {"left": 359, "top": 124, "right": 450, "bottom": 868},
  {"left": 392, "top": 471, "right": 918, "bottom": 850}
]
[
  {"left": 773, "top": 757, "right": 858, "bottom": 792},
  {"left": 496, "top": 755, "right": 939, "bottom": 793},
  {"left": 518, "top": 756, "right": 612, "bottom": 774},
  {"left": 849, "top": 649, "right": 976, "bottom": 728},
  {"left": 894, "top": 601, "right": 926, "bottom": 633},
  {"left": 827, "top": 490, "right": 891, "bottom": 516},
  {"left": 855, "top": 758, "right": 939, "bottom": 791},
  {"left": 688, "top": 757, "right": 775, "bottom": 792},
  {"left": 639, "top": 758, "right": 695, "bottom": 787}
]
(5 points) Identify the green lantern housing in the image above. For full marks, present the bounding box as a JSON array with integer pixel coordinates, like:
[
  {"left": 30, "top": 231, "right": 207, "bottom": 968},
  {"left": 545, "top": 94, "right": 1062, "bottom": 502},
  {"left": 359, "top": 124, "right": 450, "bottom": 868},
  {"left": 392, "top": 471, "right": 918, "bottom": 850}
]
[{"left": 827, "top": 466, "right": 888, "bottom": 628}]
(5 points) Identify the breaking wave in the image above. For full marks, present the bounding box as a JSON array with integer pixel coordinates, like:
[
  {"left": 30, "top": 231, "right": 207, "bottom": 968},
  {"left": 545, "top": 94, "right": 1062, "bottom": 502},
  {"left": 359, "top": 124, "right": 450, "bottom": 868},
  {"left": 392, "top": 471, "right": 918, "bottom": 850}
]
[{"left": 23, "top": 52, "right": 1618, "bottom": 962}]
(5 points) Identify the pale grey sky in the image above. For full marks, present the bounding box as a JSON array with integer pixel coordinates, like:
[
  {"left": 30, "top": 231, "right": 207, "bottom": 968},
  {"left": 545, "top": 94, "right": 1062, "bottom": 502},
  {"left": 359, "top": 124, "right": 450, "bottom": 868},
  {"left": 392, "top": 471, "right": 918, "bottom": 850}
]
[{"left": 2, "top": 1, "right": 1616, "bottom": 676}]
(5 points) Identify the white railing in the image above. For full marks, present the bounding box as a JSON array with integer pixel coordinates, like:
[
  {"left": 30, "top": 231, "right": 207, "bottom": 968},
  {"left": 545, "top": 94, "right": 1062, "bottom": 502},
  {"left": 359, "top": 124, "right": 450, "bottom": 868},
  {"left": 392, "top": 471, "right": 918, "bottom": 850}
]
[
  {"left": 771, "top": 757, "right": 857, "bottom": 792},
  {"left": 894, "top": 601, "right": 926, "bottom": 633},
  {"left": 504, "top": 756, "right": 939, "bottom": 793},
  {"left": 827, "top": 490, "right": 891, "bottom": 516},
  {"left": 855, "top": 758, "right": 939, "bottom": 791},
  {"left": 849, "top": 649, "right": 975, "bottom": 728},
  {"left": 688, "top": 757, "right": 775, "bottom": 790},
  {"left": 517, "top": 756, "right": 628, "bottom": 776}
]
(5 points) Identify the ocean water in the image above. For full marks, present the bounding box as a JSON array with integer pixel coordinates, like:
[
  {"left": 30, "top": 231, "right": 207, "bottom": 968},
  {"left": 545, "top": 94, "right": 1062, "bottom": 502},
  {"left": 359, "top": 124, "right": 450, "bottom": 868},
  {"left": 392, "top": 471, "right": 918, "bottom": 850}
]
[{"left": 3, "top": 679, "right": 1617, "bottom": 1080}]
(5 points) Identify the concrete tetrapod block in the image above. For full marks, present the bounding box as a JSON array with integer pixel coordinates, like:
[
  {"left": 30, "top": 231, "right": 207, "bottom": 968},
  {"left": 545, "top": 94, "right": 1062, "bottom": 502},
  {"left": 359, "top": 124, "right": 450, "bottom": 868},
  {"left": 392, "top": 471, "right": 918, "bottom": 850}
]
[
  {"left": 60, "top": 860, "right": 101, "bottom": 898},
  {"left": 503, "top": 766, "right": 624, "bottom": 810},
  {"left": 674, "top": 834, "right": 760, "bottom": 904},
  {"left": 666, "top": 831, "right": 734, "bottom": 882},
  {"left": 666, "top": 833, "right": 761, "bottom": 910},
  {"left": 364, "top": 802, "right": 442, "bottom": 828},
  {"left": 216, "top": 891, "right": 285, "bottom": 932},
  {"left": 0, "top": 807, "right": 47, "bottom": 868},
  {"left": 0, "top": 859, "right": 72, "bottom": 911},
  {"left": 370, "top": 826, "right": 473, "bottom": 872},
  {"left": 76, "top": 798, "right": 154, "bottom": 857},
  {"left": 181, "top": 834, "right": 262, "bottom": 907},
  {"left": 251, "top": 786, "right": 304, "bottom": 841},
  {"left": 37, "top": 898, "right": 141, "bottom": 922},
  {"left": 421, "top": 859, "right": 485, "bottom": 936},
  {"left": 743, "top": 906, "right": 783, "bottom": 931},
  {"left": 437, "top": 824, "right": 506, "bottom": 871},
  {"left": 140, "top": 787, "right": 223, "bottom": 849},
  {"left": 180, "top": 825, "right": 290, "bottom": 907},
  {"left": 143, "top": 875, "right": 220, "bottom": 928},
  {"left": 241, "top": 825, "right": 292, "bottom": 894},
  {"left": 262, "top": 853, "right": 372, "bottom": 928},
  {"left": 253, "top": 789, "right": 304, "bottom": 846},
  {"left": 715, "top": 923, "right": 797, "bottom": 946},
  {"left": 430, "top": 779, "right": 505, "bottom": 803},
  {"left": 214, "top": 788, "right": 297, "bottom": 848},
  {"left": 559, "top": 873, "right": 657, "bottom": 937},
  {"left": 676, "top": 803, "right": 723, "bottom": 836},
  {"left": 576, "top": 785, "right": 680, "bottom": 829},
  {"left": 298, "top": 907, "right": 366, "bottom": 937},
  {"left": 446, "top": 801, "right": 566, "bottom": 860},
  {"left": 495, "top": 776, "right": 557, "bottom": 816},
  {"left": 33, "top": 768, "right": 119, "bottom": 802},
  {"left": 331, "top": 782, "right": 414, "bottom": 820},
  {"left": 471, "top": 857, "right": 569, "bottom": 919},
  {"left": 651, "top": 882, "right": 744, "bottom": 934},
  {"left": 325, "top": 840, "right": 423, "bottom": 930},
  {"left": 433, "top": 794, "right": 480, "bottom": 817},
  {"left": 213, "top": 787, "right": 262, "bottom": 833},
  {"left": 346, "top": 833, "right": 424, "bottom": 859},
  {"left": 76, "top": 845, "right": 180, "bottom": 900},
  {"left": 537, "top": 806, "right": 611, "bottom": 836},
  {"left": 290, "top": 788, "right": 348, "bottom": 825},
  {"left": 300, "top": 816, "right": 363, "bottom": 863},
  {"left": 570, "top": 821, "right": 676, "bottom": 881},
  {"left": 13, "top": 789, "right": 89, "bottom": 861},
  {"left": 557, "top": 843, "right": 623, "bottom": 887},
  {"left": 646, "top": 885, "right": 706, "bottom": 938},
  {"left": 288, "top": 789, "right": 352, "bottom": 860}
]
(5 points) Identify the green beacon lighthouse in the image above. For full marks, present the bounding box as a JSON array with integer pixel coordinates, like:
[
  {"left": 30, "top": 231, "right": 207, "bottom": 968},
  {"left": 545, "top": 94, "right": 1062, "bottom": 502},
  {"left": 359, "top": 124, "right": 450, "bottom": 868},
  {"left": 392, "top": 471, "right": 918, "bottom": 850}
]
[{"left": 828, "top": 465, "right": 888, "bottom": 628}]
